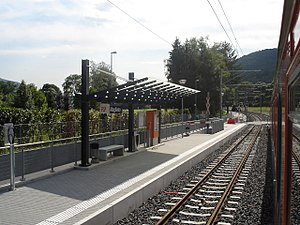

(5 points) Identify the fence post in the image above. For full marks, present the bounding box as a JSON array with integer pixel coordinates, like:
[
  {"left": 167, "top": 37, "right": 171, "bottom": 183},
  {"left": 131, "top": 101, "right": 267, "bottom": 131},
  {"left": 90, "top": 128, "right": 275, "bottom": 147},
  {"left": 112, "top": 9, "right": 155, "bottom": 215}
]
[
  {"left": 74, "top": 121, "right": 78, "bottom": 166},
  {"left": 20, "top": 146, "right": 25, "bottom": 181},
  {"left": 110, "top": 116, "right": 113, "bottom": 145},
  {"left": 166, "top": 124, "right": 168, "bottom": 140},
  {"left": 10, "top": 142, "right": 15, "bottom": 191},
  {"left": 19, "top": 124, "right": 25, "bottom": 181},
  {"left": 50, "top": 134, "right": 54, "bottom": 173},
  {"left": 7, "top": 124, "right": 15, "bottom": 191}
]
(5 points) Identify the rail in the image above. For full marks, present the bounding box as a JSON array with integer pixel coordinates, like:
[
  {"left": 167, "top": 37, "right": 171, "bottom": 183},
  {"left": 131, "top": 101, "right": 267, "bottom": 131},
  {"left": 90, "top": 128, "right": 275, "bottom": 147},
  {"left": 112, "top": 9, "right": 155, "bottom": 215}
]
[
  {"left": 155, "top": 125, "right": 261, "bottom": 225},
  {"left": 292, "top": 134, "right": 300, "bottom": 168},
  {"left": 207, "top": 125, "right": 261, "bottom": 224}
]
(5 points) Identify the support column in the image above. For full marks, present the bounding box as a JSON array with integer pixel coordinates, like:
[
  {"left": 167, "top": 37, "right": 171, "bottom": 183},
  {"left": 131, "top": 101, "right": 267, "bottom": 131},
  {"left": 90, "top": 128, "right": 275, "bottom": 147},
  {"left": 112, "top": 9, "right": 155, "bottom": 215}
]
[
  {"left": 220, "top": 73, "right": 222, "bottom": 118},
  {"left": 128, "top": 103, "right": 134, "bottom": 152},
  {"left": 128, "top": 72, "right": 135, "bottom": 152},
  {"left": 158, "top": 105, "right": 161, "bottom": 144},
  {"left": 80, "top": 59, "right": 90, "bottom": 167}
]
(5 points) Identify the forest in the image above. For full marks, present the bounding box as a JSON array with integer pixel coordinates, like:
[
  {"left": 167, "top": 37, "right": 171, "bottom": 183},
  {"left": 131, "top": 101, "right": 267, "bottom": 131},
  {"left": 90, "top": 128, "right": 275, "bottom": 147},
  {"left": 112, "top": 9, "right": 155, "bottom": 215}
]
[{"left": 0, "top": 37, "right": 274, "bottom": 127}]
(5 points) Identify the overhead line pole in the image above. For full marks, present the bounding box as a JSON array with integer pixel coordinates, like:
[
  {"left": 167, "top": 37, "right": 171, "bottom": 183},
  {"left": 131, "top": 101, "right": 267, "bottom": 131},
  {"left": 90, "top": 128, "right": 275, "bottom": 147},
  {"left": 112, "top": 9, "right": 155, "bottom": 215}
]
[{"left": 220, "top": 69, "right": 261, "bottom": 118}]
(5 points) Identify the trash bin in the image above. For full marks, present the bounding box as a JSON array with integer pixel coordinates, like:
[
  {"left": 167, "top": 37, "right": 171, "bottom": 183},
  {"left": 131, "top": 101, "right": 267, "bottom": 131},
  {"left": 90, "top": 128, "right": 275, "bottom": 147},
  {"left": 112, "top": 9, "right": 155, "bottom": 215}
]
[
  {"left": 185, "top": 123, "right": 190, "bottom": 136},
  {"left": 135, "top": 133, "right": 140, "bottom": 148},
  {"left": 206, "top": 121, "right": 212, "bottom": 134},
  {"left": 90, "top": 143, "right": 99, "bottom": 163},
  {"left": 133, "top": 132, "right": 140, "bottom": 151}
]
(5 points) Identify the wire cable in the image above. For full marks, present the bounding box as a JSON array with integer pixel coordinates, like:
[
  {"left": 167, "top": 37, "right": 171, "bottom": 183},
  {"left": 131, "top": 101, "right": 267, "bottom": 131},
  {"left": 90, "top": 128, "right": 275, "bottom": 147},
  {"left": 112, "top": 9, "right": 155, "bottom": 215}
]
[
  {"left": 206, "top": 0, "right": 239, "bottom": 56},
  {"left": 217, "top": 0, "right": 244, "bottom": 56},
  {"left": 107, "top": 0, "right": 172, "bottom": 46}
]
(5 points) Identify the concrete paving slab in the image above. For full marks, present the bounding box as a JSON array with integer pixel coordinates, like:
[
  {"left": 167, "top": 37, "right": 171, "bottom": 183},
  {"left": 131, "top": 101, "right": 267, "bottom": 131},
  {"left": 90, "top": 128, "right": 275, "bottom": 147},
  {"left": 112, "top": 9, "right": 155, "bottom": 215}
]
[{"left": 0, "top": 123, "right": 246, "bottom": 225}]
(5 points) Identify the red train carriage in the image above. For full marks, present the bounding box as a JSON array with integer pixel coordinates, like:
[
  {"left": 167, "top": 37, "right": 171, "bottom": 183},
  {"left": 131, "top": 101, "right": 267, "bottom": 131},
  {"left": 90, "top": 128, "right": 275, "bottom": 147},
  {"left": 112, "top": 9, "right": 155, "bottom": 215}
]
[{"left": 272, "top": 1, "right": 300, "bottom": 224}]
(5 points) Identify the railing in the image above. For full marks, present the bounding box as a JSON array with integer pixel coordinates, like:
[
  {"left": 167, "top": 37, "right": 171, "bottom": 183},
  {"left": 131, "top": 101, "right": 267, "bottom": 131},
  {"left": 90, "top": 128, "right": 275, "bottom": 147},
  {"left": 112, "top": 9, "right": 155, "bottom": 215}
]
[
  {"left": 0, "top": 115, "right": 191, "bottom": 150},
  {"left": 0, "top": 118, "right": 208, "bottom": 182}
]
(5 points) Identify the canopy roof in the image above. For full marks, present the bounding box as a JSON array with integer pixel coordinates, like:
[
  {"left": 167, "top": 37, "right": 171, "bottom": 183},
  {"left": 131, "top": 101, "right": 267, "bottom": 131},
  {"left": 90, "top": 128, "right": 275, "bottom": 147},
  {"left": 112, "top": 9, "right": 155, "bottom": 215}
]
[{"left": 89, "top": 77, "right": 200, "bottom": 104}]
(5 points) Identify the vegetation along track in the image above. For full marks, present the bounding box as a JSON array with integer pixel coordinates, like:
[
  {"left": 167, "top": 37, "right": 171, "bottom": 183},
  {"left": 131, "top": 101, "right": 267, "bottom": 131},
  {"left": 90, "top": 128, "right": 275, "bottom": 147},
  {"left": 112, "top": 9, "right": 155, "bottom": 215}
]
[{"left": 151, "top": 125, "right": 262, "bottom": 225}]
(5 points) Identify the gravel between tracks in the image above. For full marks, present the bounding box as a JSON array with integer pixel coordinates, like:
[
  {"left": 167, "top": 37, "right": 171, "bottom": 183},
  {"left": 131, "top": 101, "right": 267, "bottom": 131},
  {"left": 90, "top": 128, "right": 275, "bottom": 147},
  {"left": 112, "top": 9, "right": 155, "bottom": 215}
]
[
  {"left": 114, "top": 130, "right": 238, "bottom": 225},
  {"left": 114, "top": 125, "right": 299, "bottom": 225},
  {"left": 232, "top": 126, "right": 272, "bottom": 225}
]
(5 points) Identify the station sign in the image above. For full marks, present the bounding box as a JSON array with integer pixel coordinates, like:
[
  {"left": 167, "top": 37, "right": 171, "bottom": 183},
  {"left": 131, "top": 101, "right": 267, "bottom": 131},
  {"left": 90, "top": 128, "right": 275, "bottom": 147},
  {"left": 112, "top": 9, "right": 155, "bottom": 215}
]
[
  {"left": 100, "top": 103, "right": 122, "bottom": 114},
  {"left": 110, "top": 104, "right": 122, "bottom": 114},
  {"left": 3, "top": 123, "right": 14, "bottom": 145},
  {"left": 100, "top": 103, "right": 110, "bottom": 114},
  {"left": 137, "top": 112, "right": 145, "bottom": 128}
]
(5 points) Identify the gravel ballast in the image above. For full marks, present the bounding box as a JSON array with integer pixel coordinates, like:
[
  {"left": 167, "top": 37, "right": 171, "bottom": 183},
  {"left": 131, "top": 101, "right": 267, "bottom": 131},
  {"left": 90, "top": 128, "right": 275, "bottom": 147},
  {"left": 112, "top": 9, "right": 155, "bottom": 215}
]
[{"left": 114, "top": 125, "right": 300, "bottom": 225}]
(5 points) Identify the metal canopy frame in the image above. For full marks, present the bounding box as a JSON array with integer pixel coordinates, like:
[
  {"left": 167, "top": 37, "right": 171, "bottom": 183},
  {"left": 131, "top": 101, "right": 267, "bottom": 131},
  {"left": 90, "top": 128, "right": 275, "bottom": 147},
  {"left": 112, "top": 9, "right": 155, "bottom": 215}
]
[
  {"left": 89, "top": 77, "right": 200, "bottom": 104},
  {"left": 80, "top": 59, "right": 200, "bottom": 167}
]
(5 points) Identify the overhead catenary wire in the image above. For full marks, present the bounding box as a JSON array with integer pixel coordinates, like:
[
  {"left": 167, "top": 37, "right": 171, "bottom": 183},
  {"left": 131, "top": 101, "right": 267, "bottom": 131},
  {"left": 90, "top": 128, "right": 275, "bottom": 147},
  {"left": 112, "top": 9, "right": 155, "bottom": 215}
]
[
  {"left": 217, "top": 0, "right": 244, "bottom": 56},
  {"left": 107, "top": 0, "right": 244, "bottom": 57},
  {"left": 107, "top": 0, "right": 172, "bottom": 46},
  {"left": 98, "top": 69, "right": 129, "bottom": 83},
  {"left": 206, "top": 0, "right": 239, "bottom": 57}
]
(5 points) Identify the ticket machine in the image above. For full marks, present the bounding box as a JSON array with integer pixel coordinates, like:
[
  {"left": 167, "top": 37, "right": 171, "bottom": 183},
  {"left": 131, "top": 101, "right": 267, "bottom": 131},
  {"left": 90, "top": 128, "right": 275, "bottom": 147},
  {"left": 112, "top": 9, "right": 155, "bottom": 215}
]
[{"left": 146, "top": 110, "right": 160, "bottom": 146}]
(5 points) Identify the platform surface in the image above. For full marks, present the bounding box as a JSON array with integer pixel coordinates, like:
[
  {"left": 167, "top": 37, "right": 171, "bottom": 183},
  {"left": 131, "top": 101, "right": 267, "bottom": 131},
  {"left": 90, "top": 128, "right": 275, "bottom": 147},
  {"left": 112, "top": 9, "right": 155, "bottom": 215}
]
[{"left": 0, "top": 123, "right": 246, "bottom": 225}]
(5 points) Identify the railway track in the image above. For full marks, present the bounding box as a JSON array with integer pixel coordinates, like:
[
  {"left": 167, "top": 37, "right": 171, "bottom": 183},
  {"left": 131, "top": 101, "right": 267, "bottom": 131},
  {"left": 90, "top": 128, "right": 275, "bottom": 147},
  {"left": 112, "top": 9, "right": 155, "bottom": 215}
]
[
  {"left": 246, "top": 112, "right": 262, "bottom": 122},
  {"left": 292, "top": 134, "right": 300, "bottom": 183},
  {"left": 151, "top": 125, "right": 262, "bottom": 225}
]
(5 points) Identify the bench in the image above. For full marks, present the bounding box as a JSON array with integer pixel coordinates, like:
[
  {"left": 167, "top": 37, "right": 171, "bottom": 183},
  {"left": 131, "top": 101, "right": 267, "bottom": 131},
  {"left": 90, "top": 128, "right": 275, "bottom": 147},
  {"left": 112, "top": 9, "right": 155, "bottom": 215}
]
[{"left": 97, "top": 145, "right": 124, "bottom": 161}]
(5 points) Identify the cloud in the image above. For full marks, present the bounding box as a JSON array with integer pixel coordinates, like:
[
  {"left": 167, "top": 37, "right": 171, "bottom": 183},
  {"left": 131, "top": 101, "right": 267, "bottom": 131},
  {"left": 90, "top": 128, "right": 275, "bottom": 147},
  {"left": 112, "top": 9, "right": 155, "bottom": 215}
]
[
  {"left": 84, "top": 16, "right": 114, "bottom": 25},
  {"left": 0, "top": 0, "right": 284, "bottom": 88},
  {"left": 96, "top": 2, "right": 113, "bottom": 12}
]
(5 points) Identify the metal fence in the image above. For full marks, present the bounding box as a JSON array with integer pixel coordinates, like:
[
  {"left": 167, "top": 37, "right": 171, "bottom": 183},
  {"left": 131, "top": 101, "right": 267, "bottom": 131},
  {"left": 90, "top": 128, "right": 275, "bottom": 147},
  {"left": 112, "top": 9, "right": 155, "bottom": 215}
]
[
  {"left": 0, "top": 112, "right": 215, "bottom": 182},
  {"left": 0, "top": 113, "right": 191, "bottom": 151},
  {"left": 0, "top": 120, "right": 207, "bottom": 182},
  {"left": 0, "top": 117, "right": 130, "bottom": 152}
]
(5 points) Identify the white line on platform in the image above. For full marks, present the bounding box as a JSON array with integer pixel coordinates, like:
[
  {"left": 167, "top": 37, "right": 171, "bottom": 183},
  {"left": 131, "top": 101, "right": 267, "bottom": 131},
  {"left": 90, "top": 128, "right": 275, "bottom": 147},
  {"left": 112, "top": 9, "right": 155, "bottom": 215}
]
[{"left": 37, "top": 124, "right": 245, "bottom": 225}]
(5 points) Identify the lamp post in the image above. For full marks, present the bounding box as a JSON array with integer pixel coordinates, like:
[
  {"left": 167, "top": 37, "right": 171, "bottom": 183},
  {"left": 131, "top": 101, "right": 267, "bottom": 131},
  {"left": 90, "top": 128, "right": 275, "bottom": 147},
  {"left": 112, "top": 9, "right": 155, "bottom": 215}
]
[
  {"left": 220, "top": 73, "right": 223, "bottom": 119},
  {"left": 179, "top": 79, "right": 187, "bottom": 138},
  {"left": 110, "top": 51, "right": 117, "bottom": 144},
  {"left": 194, "top": 79, "right": 199, "bottom": 119},
  {"left": 110, "top": 51, "right": 117, "bottom": 73}
]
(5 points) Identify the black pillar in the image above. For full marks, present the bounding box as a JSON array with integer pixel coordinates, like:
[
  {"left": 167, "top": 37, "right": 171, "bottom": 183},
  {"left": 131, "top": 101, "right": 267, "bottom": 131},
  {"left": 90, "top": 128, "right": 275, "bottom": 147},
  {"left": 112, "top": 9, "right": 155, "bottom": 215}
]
[
  {"left": 128, "top": 103, "right": 134, "bottom": 152},
  {"left": 158, "top": 105, "right": 161, "bottom": 144},
  {"left": 80, "top": 59, "right": 90, "bottom": 167},
  {"left": 128, "top": 72, "right": 135, "bottom": 152}
]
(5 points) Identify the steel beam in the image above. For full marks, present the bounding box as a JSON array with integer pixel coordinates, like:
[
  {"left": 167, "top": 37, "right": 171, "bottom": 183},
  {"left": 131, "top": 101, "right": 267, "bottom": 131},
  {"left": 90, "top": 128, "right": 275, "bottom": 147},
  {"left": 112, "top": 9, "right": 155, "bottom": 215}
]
[{"left": 80, "top": 59, "right": 90, "bottom": 167}]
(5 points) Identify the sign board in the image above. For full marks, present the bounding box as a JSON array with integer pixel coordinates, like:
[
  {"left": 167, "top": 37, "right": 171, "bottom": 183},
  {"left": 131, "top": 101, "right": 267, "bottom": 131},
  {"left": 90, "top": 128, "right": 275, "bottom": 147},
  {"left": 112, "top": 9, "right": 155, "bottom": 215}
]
[
  {"left": 206, "top": 92, "right": 210, "bottom": 118},
  {"left": 3, "top": 123, "right": 14, "bottom": 145},
  {"left": 100, "top": 103, "right": 110, "bottom": 114},
  {"left": 110, "top": 104, "right": 122, "bottom": 114},
  {"left": 137, "top": 112, "right": 145, "bottom": 128}
]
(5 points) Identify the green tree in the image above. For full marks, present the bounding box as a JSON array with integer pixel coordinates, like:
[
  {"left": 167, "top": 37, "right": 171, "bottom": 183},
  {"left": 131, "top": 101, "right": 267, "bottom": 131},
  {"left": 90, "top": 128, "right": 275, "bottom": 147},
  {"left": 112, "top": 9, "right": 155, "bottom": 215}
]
[
  {"left": 0, "top": 80, "right": 18, "bottom": 107},
  {"left": 165, "top": 37, "right": 237, "bottom": 115},
  {"left": 41, "top": 83, "right": 62, "bottom": 109},
  {"left": 14, "top": 80, "right": 35, "bottom": 109},
  {"left": 90, "top": 61, "right": 118, "bottom": 92},
  {"left": 89, "top": 61, "right": 118, "bottom": 109},
  {"left": 27, "top": 83, "right": 48, "bottom": 110},
  {"left": 62, "top": 74, "right": 81, "bottom": 109}
]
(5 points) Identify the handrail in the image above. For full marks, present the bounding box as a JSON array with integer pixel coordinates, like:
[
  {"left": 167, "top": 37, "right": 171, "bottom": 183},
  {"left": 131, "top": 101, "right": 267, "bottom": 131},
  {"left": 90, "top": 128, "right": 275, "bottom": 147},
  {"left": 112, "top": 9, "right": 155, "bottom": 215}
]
[{"left": 0, "top": 120, "right": 206, "bottom": 154}]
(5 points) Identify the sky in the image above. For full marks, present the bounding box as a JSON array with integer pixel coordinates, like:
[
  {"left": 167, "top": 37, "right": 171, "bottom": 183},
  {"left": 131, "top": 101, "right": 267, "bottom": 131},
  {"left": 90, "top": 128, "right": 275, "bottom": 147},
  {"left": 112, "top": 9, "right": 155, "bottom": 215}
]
[{"left": 0, "top": 0, "right": 283, "bottom": 89}]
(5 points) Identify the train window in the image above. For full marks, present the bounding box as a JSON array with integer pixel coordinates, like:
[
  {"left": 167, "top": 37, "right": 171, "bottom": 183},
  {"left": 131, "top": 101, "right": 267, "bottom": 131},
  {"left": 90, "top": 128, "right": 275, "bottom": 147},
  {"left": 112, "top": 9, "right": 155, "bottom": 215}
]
[
  {"left": 289, "top": 77, "right": 300, "bottom": 123},
  {"left": 294, "top": 76, "right": 300, "bottom": 110}
]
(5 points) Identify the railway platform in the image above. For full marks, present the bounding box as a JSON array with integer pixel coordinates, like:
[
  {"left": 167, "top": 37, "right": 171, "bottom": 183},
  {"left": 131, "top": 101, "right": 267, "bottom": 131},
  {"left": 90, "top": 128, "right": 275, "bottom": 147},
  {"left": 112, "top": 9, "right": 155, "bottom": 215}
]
[{"left": 0, "top": 122, "right": 246, "bottom": 225}]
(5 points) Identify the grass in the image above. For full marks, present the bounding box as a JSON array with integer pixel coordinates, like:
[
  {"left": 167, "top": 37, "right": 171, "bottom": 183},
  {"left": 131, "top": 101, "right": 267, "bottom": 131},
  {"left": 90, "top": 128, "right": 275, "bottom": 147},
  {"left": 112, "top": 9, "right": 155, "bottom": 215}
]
[{"left": 247, "top": 107, "right": 271, "bottom": 114}]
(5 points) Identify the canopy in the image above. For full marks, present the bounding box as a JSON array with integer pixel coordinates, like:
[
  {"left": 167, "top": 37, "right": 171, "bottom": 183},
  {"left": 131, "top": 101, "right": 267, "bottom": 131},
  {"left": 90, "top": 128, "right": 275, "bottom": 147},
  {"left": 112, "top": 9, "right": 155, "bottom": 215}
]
[{"left": 89, "top": 77, "right": 200, "bottom": 104}]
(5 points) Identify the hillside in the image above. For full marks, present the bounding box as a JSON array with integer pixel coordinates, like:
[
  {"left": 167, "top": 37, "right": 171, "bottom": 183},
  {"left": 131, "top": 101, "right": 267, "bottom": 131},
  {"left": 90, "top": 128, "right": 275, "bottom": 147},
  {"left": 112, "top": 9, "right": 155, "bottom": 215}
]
[
  {"left": 235, "top": 48, "right": 277, "bottom": 83},
  {"left": 0, "top": 77, "right": 20, "bottom": 86}
]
